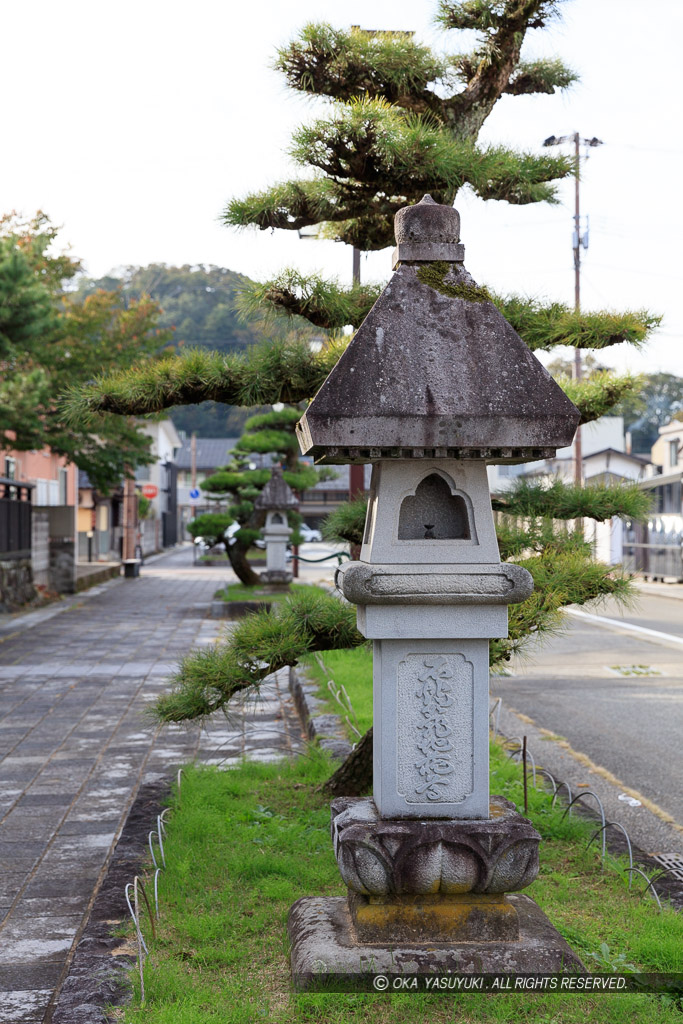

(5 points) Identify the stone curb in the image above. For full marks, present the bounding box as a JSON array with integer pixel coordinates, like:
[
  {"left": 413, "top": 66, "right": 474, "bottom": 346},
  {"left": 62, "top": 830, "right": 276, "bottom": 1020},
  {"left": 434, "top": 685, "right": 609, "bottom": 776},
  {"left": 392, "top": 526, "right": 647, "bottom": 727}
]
[
  {"left": 50, "top": 778, "right": 170, "bottom": 1024},
  {"left": 210, "top": 599, "right": 273, "bottom": 619},
  {"left": 288, "top": 665, "right": 352, "bottom": 762}
]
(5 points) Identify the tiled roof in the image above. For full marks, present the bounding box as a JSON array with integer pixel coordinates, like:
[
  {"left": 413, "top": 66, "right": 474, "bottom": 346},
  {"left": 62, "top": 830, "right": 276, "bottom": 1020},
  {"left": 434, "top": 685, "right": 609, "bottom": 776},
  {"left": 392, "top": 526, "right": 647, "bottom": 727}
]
[{"left": 175, "top": 438, "right": 239, "bottom": 471}]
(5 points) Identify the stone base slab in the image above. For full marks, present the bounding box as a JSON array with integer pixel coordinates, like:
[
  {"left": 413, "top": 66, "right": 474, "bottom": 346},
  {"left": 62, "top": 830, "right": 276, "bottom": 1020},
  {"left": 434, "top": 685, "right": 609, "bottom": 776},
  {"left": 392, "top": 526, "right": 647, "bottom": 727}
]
[
  {"left": 348, "top": 891, "right": 519, "bottom": 943},
  {"left": 288, "top": 895, "right": 586, "bottom": 987},
  {"left": 259, "top": 571, "right": 292, "bottom": 585}
]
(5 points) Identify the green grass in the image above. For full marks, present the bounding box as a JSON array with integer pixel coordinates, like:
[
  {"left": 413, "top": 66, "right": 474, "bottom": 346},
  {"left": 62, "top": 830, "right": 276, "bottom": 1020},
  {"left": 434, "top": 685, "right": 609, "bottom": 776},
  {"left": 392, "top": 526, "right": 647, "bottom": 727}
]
[
  {"left": 215, "top": 582, "right": 311, "bottom": 604},
  {"left": 302, "top": 647, "right": 373, "bottom": 734},
  {"left": 124, "top": 752, "right": 683, "bottom": 1023},
  {"left": 122, "top": 645, "right": 683, "bottom": 1022},
  {"left": 198, "top": 548, "right": 265, "bottom": 563}
]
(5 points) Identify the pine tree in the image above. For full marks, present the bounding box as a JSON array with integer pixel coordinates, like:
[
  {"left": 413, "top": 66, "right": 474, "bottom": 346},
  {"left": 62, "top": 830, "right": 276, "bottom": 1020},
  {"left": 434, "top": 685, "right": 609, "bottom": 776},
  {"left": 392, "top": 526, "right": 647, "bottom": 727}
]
[
  {"left": 188, "top": 406, "right": 333, "bottom": 585},
  {"left": 1, "top": 213, "right": 172, "bottom": 490},
  {"left": 66, "top": 3, "right": 658, "bottom": 785}
]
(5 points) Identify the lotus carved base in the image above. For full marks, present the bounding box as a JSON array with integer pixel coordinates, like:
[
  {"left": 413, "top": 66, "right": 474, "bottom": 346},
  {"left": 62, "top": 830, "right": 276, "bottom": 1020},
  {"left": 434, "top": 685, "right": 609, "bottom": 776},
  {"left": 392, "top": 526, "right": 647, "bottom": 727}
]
[{"left": 331, "top": 795, "right": 540, "bottom": 896}]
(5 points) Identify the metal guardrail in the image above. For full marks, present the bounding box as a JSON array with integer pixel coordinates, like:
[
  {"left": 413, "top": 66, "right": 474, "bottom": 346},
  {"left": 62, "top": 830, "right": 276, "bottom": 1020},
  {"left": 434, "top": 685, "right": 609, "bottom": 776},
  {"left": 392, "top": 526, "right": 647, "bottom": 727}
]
[{"left": 287, "top": 550, "right": 351, "bottom": 565}]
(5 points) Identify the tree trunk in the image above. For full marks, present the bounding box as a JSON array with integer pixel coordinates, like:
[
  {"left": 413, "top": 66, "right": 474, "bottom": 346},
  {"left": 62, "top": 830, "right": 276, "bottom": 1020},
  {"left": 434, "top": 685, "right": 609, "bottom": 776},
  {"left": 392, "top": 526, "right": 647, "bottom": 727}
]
[
  {"left": 322, "top": 727, "right": 373, "bottom": 797},
  {"left": 227, "top": 538, "right": 261, "bottom": 587}
]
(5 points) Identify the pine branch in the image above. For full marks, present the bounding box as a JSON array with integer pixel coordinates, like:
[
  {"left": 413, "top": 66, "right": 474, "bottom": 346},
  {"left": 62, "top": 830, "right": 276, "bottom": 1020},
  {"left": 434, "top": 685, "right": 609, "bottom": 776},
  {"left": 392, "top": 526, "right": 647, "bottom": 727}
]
[
  {"left": 227, "top": 99, "right": 572, "bottom": 250},
  {"left": 492, "top": 478, "right": 652, "bottom": 522},
  {"left": 235, "top": 429, "right": 300, "bottom": 455},
  {"left": 282, "top": 467, "right": 320, "bottom": 492},
  {"left": 495, "top": 294, "right": 660, "bottom": 352},
  {"left": 559, "top": 372, "right": 643, "bottom": 425},
  {"left": 495, "top": 517, "right": 589, "bottom": 560},
  {"left": 436, "top": 0, "right": 563, "bottom": 33},
  {"left": 225, "top": 178, "right": 342, "bottom": 234},
  {"left": 274, "top": 23, "right": 450, "bottom": 115},
  {"left": 322, "top": 496, "right": 368, "bottom": 547},
  {"left": 237, "top": 270, "right": 383, "bottom": 330},
  {"left": 240, "top": 267, "right": 660, "bottom": 350},
  {"left": 436, "top": 1, "right": 570, "bottom": 137},
  {"left": 505, "top": 57, "right": 578, "bottom": 95},
  {"left": 243, "top": 407, "right": 303, "bottom": 431},
  {"left": 491, "top": 547, "right": 634, "bottom": 666},
  {"left": 201, "top": 468, "right": 271, "bottom": 494},
  {"left": 152, "top": 588, "right": 365, "bottom": 723},
  {"left": 61, "top": 339, "right": 338, "bottom": 418},
  {"left": 186, "top": 513, "right": 233, "bottom": 546}
]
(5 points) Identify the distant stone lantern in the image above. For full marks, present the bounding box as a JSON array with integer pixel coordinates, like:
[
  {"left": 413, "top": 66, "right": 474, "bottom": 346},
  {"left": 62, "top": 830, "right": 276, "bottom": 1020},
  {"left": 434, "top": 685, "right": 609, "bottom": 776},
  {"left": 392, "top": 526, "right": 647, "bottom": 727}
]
[
  {"left": 289, "top": 196, "right": 586, "bottom": 978},
  {"left": 254, "top": 466, "right": 297, "bottom": 586}
]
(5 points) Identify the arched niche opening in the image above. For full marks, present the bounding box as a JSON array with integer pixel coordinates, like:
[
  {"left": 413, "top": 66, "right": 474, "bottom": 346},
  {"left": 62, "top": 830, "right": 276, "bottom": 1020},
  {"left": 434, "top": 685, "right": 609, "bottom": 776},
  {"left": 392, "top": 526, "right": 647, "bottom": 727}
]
[
  {"left": 398, "top": 473, "right": 472, "bottom": 541},
  {"left": 271, "top": 512, "right": 285, "bottom": 525}
]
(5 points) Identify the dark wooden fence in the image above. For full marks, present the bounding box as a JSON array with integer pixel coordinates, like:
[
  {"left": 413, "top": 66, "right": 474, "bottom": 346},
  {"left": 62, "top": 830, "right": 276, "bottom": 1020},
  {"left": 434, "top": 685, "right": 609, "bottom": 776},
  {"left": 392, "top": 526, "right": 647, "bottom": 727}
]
[{"left": 0, "top": 478, "right": 33, "bottom": 558}]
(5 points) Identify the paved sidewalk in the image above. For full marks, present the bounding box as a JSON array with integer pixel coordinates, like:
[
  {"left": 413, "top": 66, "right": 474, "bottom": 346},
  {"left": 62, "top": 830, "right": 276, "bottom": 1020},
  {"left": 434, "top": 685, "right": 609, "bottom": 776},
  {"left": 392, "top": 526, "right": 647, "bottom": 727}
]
[{"left": 0, "top": 547, "right": 304, "bottom": 1024}]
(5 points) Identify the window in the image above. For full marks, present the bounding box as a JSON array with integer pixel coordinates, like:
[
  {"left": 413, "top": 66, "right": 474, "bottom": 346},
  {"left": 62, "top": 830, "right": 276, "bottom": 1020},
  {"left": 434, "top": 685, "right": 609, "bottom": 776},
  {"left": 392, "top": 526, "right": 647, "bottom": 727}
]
[
  {"left": 4, "top": 457, "right": 16, "bottom": 480},
  {"left": 398, "top": 473, "right": 471, "bottom": 541},
  {"left": 669, "top": 439, "right": 680, "bottom": 468}
]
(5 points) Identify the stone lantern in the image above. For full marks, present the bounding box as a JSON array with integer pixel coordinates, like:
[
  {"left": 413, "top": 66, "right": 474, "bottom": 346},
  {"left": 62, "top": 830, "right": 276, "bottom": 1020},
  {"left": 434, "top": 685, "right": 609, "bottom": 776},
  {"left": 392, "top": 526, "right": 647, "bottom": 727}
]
[
  {"left": 288, "top": 196, "right": 586, "bottom": 978},
  {"left": 254, "top": 466, "right": 297, "bottom": 586}
]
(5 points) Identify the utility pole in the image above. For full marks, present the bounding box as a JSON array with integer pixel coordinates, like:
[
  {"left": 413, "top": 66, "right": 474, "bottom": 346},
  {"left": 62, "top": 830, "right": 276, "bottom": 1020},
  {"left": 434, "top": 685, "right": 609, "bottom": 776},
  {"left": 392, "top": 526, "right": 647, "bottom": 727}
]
[
  {"left": 348, "top": 25, "right": 413, "bottom": 511},
  {"left": 543, "top": 132, "right": 603, "bottom": 484},
  {"left": 349, "top": 248, "right": 366, "bottom": 509},
  {"left": 190, "top": 431, "right": 197, "bottom": 520},
  {"left": 122, "top": 471, "right": 139, "bottom": 576}
]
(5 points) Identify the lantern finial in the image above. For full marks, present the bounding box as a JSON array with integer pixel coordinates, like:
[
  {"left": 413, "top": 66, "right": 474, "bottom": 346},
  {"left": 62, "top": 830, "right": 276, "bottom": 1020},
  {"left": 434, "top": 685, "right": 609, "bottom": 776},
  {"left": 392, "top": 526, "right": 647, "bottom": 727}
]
[{"left": 393, "top": 195, "right": 463, "bottom": 268}]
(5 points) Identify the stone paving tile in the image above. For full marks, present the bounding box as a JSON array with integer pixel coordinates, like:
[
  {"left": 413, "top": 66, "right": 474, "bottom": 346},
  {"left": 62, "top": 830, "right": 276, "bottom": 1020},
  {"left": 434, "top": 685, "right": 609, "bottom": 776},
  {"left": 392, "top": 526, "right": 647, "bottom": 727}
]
[
  {"left": 0, "top": 988, "right": 55, "bottom": 1024},
  {"left": 0, "top": 917, "right": 83, "bottom": 964},
  {"left": 0, "top": 548, "right": 306, "bottom": 1022}
]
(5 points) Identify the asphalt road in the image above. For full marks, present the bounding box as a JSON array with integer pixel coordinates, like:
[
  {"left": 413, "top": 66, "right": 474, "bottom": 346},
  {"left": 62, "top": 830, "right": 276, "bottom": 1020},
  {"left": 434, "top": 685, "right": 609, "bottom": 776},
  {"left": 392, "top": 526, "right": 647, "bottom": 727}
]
[
  {"left": 592, "top": 585, "right": 683, "bottom": 638},
  {"left": 493, "top": 585, "right": 683, "bottom": 832}
]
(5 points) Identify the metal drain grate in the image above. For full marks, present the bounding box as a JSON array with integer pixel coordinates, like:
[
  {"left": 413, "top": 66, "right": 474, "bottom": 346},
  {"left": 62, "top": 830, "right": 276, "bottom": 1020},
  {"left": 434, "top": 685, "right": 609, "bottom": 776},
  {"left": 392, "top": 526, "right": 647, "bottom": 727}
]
[{"left": 652, "top": 853, "right": 683, "bottom": 881}]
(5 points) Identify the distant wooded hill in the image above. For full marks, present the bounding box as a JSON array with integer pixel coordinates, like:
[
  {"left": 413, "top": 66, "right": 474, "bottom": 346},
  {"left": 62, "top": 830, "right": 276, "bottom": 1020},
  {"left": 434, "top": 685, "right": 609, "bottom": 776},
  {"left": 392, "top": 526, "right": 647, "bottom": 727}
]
[{"left": 75, "top": 264, "right": 271, "bottom": 436}]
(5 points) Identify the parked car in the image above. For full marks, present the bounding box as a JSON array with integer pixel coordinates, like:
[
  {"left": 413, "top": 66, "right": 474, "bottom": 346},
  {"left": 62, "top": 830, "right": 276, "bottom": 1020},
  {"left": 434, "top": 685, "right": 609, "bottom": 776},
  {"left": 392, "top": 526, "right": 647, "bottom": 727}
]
[{"left": 299, "top": 523, "right": 323, "bottom": 543}]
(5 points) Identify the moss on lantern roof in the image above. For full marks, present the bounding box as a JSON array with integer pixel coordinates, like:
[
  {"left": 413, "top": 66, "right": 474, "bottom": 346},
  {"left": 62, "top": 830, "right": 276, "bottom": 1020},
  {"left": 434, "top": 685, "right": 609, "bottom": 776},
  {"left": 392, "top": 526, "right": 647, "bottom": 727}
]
[
  {"left": 297, "top": 198, "right": 580, "bottom": 466},
  {"left": 416, "top": 261, "right": 492, "bottom": 303}
]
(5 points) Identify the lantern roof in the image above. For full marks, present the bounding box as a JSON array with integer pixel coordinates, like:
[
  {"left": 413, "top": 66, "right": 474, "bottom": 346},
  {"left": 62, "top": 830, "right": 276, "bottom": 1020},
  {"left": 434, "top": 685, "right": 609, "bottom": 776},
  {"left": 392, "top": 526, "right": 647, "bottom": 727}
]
[
  {"left": 254, "top": 466, "right": 298, "bottom": 510},
  {"left": 296, "top": 195, "right": 580, "bottom": 465}
]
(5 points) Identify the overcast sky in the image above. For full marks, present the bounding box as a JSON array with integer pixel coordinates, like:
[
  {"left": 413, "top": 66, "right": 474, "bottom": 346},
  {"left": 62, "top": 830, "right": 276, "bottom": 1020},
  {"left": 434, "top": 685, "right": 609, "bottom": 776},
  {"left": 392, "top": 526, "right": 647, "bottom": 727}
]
[{"left": 3, "top": 0, "right": 681, "bottom": 375}]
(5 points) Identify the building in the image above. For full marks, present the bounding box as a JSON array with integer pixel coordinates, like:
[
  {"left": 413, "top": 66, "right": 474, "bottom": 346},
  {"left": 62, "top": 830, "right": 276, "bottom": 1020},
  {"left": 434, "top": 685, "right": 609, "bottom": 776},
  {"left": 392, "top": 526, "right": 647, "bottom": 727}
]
[
  {"left": 651, "top": 418, "right": 683, "bottom": 475},
  {"left": 77, "top": 418, "right": 181, "bottom": 561},
  {"left": 175, "top": 437, "right": 238, "bottom": 539},
  {"left": 487, "top": 416, "right": 655, "bottom": 566},
  {"left": 622, "top": 418, "right": 683, "bottom": 581},
  {"left": 3, "top": 448, "right": 78, "bottom": 594},
  {"left": 134, "top": 419, "right": 182, "bottom": 550},
  {"left": 76, "top": 472, "right": 122, "bottom": 562},
  {"left": 299, "top": 465, "right": 372, "bottom": 528}
]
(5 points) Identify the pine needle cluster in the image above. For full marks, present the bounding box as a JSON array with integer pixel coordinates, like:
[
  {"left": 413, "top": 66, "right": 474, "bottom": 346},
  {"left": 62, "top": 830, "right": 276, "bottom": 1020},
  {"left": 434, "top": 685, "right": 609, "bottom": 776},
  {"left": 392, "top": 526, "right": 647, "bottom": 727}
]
[{"left": 153, "top": 588, "right": 364, "bottom": 723}]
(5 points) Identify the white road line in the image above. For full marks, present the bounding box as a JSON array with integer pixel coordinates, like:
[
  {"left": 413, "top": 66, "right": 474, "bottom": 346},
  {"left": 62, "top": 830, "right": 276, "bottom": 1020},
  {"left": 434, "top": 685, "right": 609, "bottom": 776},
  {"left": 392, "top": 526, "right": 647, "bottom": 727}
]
[{"left": 567, "top": 607, "right": 683, "bottom": 647}]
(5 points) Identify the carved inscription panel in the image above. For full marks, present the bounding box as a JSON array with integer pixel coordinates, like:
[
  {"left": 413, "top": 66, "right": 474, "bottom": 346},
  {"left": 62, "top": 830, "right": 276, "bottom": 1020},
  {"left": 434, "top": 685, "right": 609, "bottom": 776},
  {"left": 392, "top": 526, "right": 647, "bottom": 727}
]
[{"left": 396, "top": 653, "right": 474, "bottom": 804}]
